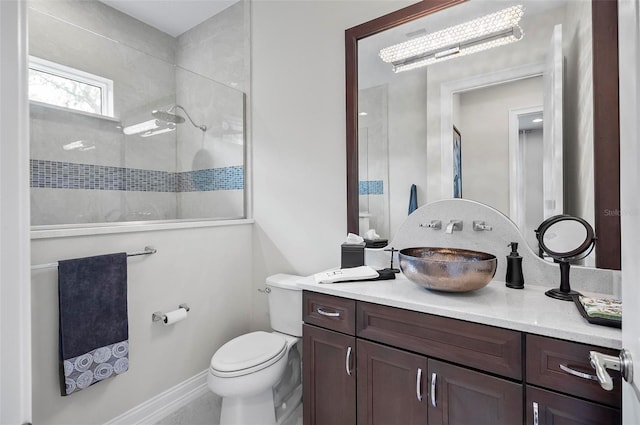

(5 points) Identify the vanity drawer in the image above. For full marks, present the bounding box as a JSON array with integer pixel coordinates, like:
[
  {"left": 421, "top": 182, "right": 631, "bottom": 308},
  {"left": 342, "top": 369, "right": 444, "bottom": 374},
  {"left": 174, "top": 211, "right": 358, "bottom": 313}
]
[
  {"left": 526, "top": 334, "right": 621, "bottom": 407},
  {"left": 357, "top": 301, "right": 522, "bottom": 380},
  {"left": 303, "top": 291, "right": 356, "bottom": 335}
]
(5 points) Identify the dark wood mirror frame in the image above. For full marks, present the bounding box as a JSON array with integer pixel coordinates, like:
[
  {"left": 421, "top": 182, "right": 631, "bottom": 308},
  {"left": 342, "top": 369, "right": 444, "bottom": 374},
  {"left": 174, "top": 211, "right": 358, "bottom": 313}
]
[{"left": 346, "top": 0, "right": 620, "bottom": 270}]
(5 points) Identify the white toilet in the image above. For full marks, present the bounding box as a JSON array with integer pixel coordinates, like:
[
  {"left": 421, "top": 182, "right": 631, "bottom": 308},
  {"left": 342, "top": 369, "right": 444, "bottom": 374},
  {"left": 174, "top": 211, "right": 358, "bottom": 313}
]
[{"left": 208, "top": 274, "right": 303, "bottom": 425}]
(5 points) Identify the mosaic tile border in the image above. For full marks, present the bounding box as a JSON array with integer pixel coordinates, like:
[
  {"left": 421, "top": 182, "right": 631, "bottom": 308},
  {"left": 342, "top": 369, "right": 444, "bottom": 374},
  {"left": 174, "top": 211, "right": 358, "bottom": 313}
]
[
  {"left": 30, "top": 160, "right": 243, "bottom": 192},
  {"left": 359, "top": 180, "right": 384, "bottom": 195}
]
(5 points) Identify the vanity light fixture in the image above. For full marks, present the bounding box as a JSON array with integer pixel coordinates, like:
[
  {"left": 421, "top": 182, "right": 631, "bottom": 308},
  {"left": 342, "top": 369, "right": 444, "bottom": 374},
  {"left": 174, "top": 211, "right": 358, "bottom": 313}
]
[
  {"left": 532, "top": 118, "right": 543, "bottom": 123},
  {"left": 379, "top": 5, "right": 525, "bottom": 73}
]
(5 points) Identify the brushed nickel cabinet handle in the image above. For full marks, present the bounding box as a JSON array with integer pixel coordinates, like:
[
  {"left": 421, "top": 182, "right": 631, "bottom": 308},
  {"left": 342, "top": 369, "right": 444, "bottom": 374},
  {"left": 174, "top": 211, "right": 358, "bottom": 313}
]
[
  {"left": 533, "top": 401, "right": 539, "bottom": 425},
  {"left": 416, "top": 368, "right": 423, "bottom": 401},
  {"left": 316, "top": 307, "right": 340, "bottom": 317},
  {"left": 559, "top": 364, "right": 598, "bottom": 381},
  {"left": 430, "top": 372, "right": 437, "bottom": 407},
  {"left": 346, "top": 346, "right": 353, "bottom": 376}
]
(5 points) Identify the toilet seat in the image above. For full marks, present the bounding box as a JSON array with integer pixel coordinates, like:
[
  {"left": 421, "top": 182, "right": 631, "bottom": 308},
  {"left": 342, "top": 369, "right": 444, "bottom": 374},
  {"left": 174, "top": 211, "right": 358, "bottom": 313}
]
[{"left": 210, "top": 331, "right": 287, "bottom": 378}]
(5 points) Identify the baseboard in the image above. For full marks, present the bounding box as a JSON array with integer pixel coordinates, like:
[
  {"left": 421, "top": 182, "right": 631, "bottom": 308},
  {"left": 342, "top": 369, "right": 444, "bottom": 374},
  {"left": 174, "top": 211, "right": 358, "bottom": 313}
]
[{"left": 104, "top": 370, "right": 209, "bottom": 425}]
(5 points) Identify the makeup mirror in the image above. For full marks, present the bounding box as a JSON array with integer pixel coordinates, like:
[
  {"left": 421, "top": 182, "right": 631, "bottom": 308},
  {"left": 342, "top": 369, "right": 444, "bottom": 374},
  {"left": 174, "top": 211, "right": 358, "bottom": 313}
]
[{"left": 536, "top": 215, "right": 596, "bottom": 301}]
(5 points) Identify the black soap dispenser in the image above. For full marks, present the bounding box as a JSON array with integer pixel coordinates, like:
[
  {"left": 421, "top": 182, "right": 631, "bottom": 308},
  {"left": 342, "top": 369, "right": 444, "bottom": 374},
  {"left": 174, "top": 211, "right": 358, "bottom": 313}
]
[{"left": 505, "top": 242, "right": 524, "bottom": 289}]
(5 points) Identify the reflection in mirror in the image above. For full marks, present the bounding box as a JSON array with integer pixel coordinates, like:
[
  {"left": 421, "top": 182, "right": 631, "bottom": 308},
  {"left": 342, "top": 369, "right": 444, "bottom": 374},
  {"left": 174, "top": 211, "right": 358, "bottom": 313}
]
[
  {"left": 357, "top": 0, "right": 580, "bottom": 248},
  {"left": 358, "top": 91, "right": 390, "bottom": 238},
  {"left": 348, "top": 0, "right": 621, "bottom": 270},
  {"left": 542, "top": 220, "right": 587, "bottom": 254},
  {"left": 511, "top": 108, "right": 545, "bottom": 248}
]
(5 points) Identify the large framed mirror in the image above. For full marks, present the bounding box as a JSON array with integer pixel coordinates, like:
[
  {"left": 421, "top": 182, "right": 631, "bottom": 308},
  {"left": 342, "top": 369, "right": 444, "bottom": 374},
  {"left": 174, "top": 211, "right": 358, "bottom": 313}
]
[{"left": 346, "top": 0, "right": 620, "bottom": 270}]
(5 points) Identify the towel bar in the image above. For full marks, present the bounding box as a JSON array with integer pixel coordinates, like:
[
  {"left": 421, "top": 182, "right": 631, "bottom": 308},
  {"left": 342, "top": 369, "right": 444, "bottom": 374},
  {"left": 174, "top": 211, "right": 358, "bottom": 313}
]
[{"left": 31, "top": 246, "right": 157, "bottom": 270}]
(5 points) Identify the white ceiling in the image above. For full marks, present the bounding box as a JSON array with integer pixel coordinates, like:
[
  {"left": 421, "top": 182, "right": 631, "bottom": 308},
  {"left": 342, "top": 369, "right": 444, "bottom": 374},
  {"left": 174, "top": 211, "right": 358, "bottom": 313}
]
[{"left": 100, "top": 0, "right": 238, "bottom": 37}]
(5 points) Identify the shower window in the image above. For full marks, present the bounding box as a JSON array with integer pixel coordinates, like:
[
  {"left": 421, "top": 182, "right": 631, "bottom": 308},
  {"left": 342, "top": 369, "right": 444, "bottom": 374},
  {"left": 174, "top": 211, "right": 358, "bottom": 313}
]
[
  {"left": 28, "top": 0, "right": 249, "bottom": 228},
  {"left": 29, "top": 56, "right": 114, "bottom": 117}
]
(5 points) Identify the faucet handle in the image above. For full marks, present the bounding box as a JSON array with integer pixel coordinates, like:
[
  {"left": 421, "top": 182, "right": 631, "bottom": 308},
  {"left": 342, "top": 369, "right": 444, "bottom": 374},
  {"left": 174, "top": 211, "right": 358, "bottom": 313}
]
[
  {"left": 445, "top": 220, "right": 463, "bottom": 234},
  {"left": 420, "top": 220, "right": 442, "bottom": 230},
  {"left": 473, "top": 221, "right": 493, "bottom": 231}
]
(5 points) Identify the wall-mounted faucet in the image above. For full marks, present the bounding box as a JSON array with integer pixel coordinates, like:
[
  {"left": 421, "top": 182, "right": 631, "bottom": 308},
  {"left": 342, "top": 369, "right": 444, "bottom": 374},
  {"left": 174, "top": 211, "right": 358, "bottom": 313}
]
[
  {"left": 419, "top": 220, "right": 442, "bottom": 230},
  {"left": 445, "top": 220, "right": 463, "bottom": 234},
  {"left": 473, "top": 221, "right": 493, "bottom": 231}
]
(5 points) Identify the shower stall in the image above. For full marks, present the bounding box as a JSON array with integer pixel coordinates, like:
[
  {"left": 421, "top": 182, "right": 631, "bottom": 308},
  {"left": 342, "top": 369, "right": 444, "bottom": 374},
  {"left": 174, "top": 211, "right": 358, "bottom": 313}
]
[{"left": 28, "top": 0, "right": 248, "bottom": 226}]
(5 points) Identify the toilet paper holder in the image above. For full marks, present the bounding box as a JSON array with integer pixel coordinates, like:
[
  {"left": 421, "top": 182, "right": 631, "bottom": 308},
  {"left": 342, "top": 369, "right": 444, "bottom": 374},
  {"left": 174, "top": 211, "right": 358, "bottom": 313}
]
[{"left": 152, "top": 303, "right": 190, "bottom": 323}]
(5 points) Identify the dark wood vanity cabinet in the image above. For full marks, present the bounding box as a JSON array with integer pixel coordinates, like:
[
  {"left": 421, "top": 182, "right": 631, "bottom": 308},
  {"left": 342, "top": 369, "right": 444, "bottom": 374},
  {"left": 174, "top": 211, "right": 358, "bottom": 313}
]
[
  {"left": 357, "top": 339, "right": 428, "bottom": 425},
  {"left": 428, "top": 359, "right": 522, "bottom": 425},
  {"left": 302, "top": 291, "right": 621, "bottom": 425},
  {"left": 303, "top": 292, "right": 358, "bottom": 425},
  {"left": 303, "top": 323, "right": 356, "bottom": 425}
]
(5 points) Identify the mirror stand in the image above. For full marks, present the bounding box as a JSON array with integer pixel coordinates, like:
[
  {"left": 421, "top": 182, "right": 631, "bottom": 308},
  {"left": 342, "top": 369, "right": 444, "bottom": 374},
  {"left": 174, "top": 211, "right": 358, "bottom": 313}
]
[{"left": 545, "top": 261, "right": 581, "bottom": 301}]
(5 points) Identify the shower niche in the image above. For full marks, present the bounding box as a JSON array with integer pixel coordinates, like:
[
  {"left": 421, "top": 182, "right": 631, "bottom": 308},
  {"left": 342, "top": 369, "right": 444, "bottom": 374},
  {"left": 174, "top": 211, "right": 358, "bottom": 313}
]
[{"left": 28, "top": 0, "right": 248, "bottom": 226}]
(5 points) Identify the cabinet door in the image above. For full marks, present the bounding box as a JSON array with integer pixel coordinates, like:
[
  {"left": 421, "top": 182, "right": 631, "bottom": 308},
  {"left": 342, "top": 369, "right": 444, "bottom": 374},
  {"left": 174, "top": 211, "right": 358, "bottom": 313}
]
[
  {"left": 526, "top": 386, "right": 621, "bottom": 425},
  {"left": 303, "top": 324, "right": 356, "bottom": 425},
  {"left": 428, "top": 359, "right": 523, "bottom": 425},
  {"left": 357, "top": 339, "right": 428, "bottom": 425}
]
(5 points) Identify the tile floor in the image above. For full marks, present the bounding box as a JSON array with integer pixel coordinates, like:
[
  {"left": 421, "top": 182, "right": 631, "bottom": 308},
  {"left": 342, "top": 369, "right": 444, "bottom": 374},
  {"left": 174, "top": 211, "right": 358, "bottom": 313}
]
[{"left": 154, "top": 392, "right": 303, "bottom": 425}]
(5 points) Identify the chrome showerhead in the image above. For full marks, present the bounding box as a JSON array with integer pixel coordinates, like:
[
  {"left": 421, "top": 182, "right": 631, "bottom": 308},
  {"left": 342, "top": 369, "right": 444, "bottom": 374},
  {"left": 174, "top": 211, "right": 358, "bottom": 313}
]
[
  {"left": 151, "top": 110, "right": 185, "bottom": 124},
  {"left": 151, "top": 104, "right": 207, "bottom": 132}
]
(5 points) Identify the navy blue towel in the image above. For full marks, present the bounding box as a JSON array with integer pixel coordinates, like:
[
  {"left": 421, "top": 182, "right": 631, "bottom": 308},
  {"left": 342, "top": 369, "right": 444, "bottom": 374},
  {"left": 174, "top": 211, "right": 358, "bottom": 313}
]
[
  {"left": 58, "top": 253, "right": 128, "bottom": 396},
  {"left": 408, "top": 184, "right": 418, "bottom": 215}
]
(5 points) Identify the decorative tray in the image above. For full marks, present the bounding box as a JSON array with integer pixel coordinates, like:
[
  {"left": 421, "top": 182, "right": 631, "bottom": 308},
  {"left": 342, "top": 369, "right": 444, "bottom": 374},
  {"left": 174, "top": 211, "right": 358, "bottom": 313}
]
[{"left": 573, "top": 295, "right": 622, "bottom": 328}]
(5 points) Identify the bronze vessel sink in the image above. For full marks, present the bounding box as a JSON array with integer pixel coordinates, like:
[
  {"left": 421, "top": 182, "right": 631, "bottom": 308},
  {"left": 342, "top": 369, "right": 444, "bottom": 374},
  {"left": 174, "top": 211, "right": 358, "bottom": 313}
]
[{"left": 399, "top": 247, "right": 497, "bottom": 292}]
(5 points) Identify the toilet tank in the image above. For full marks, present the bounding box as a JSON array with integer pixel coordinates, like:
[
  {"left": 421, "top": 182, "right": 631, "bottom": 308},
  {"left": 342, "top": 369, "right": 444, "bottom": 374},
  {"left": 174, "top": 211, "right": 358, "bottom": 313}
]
[{"left": 266, "top": 274, "right": 303, "bottom": 337}]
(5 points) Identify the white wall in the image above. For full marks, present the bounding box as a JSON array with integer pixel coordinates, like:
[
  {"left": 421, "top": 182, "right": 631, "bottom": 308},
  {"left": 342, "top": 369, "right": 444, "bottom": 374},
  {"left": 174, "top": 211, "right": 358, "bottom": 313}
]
[
  {"left": 250, "top": 0, "right": 414, "bottom": 329},
  {"left": 31, "top": 224, "right": 253, "bottom": 424}
]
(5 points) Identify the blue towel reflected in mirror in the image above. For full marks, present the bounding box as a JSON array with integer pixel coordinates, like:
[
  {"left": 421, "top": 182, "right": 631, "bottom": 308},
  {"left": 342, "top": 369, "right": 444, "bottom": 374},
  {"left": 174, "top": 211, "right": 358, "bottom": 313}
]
[{"left": 408, "top": 184, "right": 418, "bottom": 215}]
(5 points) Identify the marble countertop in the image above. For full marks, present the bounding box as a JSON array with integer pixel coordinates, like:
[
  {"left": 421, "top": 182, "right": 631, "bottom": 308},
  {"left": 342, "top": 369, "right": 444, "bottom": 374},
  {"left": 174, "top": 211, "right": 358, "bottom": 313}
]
[{"left": 297, "top": 274, "right": 622, "bottom": 349}]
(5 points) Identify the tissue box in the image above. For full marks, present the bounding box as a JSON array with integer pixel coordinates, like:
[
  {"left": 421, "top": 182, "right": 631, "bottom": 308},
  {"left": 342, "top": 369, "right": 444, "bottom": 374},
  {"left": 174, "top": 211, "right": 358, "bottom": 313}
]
[{"left": 341, "top": 242, "right": 365, "bottom": 268}]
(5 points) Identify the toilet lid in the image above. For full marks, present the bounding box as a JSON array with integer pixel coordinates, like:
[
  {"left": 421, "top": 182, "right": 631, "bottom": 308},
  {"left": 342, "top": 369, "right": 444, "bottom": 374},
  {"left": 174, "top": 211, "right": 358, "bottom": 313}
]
[{"left": 210, "top": 331, "right": 287, "bottom": 376}]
